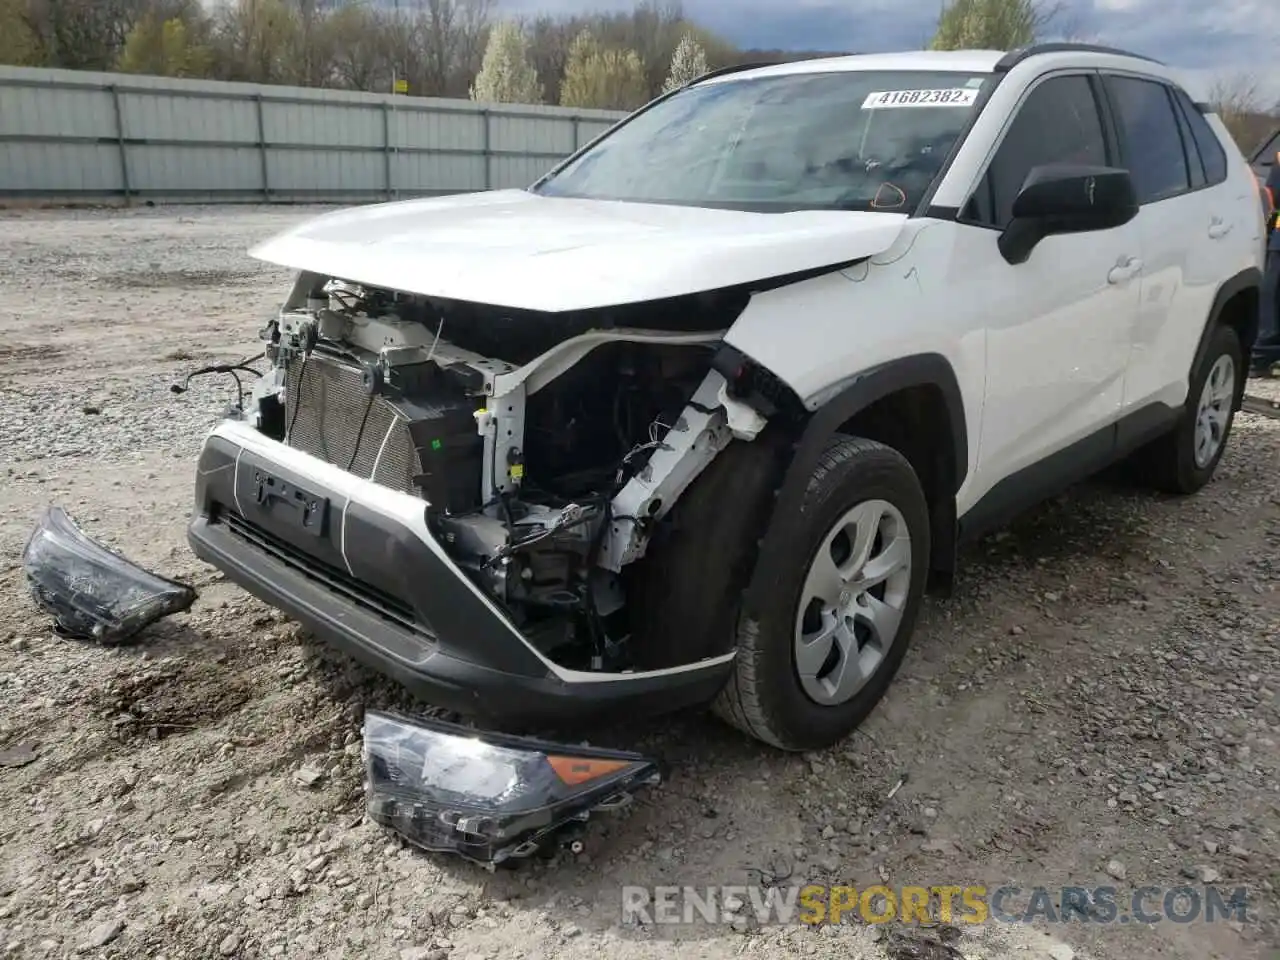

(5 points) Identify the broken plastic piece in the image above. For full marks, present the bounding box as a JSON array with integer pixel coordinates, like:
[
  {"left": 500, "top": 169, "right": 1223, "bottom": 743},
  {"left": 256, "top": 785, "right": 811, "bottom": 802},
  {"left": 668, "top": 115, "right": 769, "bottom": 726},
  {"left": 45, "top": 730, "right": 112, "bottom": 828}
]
[
  {"left": 362, "top": 710, "right": 661, "bottom": 868},
  {"left": 22, "top": 506, "right": 197, "bottom": 644}
]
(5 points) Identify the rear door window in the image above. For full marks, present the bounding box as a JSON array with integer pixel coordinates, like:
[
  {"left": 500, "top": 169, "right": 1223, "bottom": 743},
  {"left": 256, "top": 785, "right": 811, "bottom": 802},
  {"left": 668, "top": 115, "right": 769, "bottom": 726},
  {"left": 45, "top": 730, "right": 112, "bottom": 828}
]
[{"left": 1106, "top": 76, "right": 1191, "bottom": 204}]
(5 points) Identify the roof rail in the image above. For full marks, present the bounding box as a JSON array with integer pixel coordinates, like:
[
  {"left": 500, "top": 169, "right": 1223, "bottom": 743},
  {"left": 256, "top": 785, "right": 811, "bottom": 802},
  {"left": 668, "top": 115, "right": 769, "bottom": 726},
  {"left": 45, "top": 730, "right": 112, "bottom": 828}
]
[
  {"left": 995, "top": 42, "right": 1163, "bottom": 72},
  {"left": 686, "top": 62, "right": 779, "bottom": 87}
]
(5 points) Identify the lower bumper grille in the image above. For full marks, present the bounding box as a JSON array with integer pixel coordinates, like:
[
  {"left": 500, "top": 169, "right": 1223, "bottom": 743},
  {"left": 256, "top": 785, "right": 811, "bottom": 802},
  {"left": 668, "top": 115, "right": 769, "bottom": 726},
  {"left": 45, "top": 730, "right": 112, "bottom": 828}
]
[
  {"left": 284, "top": 355, "right": 418, "bottom": 495},
  {"left": 219, "top": 507, "right": 432, "bottom": 641}
]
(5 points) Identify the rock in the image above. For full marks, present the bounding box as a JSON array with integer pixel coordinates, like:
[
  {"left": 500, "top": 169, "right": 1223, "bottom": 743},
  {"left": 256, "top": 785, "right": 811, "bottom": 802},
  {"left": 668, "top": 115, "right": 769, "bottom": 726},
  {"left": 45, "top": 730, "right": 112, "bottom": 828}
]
[
  {"left": 9, "top": 637, "right": 30, "bottom": 652},
  {"left": 1105, "top": 860, "right": 1127, "bottom": 881},
  {"left": 0, "top": 744, "right": 37, "bottom": 768},
  {"left": 562, "top": 924, "right": 582, "bottom": 938},
  {"left": 1227, "top": 845, "right": 1249, "bottom": 859},
  {"left": 398, "top": 949, "right": 435, "bottom": 960},
  {"left": 294, "top": 765, "right": 324, "bottom": 787},
  {"left": 1196, "top": 866, "right": 1221, "bottom": 883},
  {"left": 218, "top": 933, "right": 241, "bottom": 955},
  {"left": 821, "top": 825, "right": 836, "bottom": 840},
  {"left": 79, "top": 920, "right": 123, "bottom": 951},
  {"left": 1048, "top": 945, "right": 1075, "bottom": 960},
  {"left": 356, "top": 892, "right": 374, "bottom": 909},
  {"left": 1203, "top": 841, "right": 1219, "bottom": 854},
  {"left": 921, "top": 838, "right": 959, "bottom": 855}
]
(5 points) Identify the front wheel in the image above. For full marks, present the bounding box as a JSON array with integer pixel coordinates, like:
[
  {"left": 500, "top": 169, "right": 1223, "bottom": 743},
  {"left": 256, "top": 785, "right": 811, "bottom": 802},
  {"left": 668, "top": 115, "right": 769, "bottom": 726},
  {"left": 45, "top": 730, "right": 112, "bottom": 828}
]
[{"left": 713, "top": 435, "right": 931, "bottom": 751}]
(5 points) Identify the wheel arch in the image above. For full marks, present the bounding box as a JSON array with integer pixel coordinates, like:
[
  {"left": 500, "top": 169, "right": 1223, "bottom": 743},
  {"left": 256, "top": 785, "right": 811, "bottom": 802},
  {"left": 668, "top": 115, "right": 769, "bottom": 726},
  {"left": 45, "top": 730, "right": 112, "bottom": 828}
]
[
  {"left": 739, "top": 352, "right": 970, "bottom": 616},
  {"left": 1195, "top": 267, "right": 1262, "bottom": 410}
]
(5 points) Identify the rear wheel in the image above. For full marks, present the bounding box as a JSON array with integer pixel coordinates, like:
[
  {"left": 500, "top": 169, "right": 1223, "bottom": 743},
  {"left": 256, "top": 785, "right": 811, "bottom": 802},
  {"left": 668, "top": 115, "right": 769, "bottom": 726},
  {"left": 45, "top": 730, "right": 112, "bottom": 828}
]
[
  {"left": 714, "top": 435, "right": 930, "bottom": 751},
  {"left": 1132, "top": 323, "right": 1243, "bottom": 494}
]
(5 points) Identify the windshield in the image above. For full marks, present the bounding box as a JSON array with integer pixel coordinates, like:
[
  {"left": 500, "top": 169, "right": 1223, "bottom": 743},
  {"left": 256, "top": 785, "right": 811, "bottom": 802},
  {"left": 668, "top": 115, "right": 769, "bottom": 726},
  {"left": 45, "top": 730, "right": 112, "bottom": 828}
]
[{"left": 533, "top": 70, "right": 994, "bottom": 213}]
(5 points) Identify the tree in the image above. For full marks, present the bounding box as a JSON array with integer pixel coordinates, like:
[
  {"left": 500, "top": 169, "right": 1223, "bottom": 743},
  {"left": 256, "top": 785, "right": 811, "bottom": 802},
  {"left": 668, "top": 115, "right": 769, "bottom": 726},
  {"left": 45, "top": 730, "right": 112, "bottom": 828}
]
[
  {"left": 661, "top": 30, "right": 707, "bottom": 93},
  {"left": 1206, "top": 72, "right": 1274, "bottom": 151},
  {"left": 319, "top": 4, "right": 394, "bottom": 91},
  {"left": 210, "top": 0, "right": 303, "bottom": 84},
  {"left": 117, "top": 13, "right": 213, "bottom": 77},
  {"left": 470, "top": 19, "right": 541, "bottom": 104},
  {"left": 0, "top": 0, "right": 41, "bottom": 65},
  {"left": 930, "top": 0, "right": 1060, "bottom": 52},
  {"left": 17, "top": 0, "right": 151, "bottom": 70},
  {"left": 559, "top": 29, "right": 649, "bottom": 111}
]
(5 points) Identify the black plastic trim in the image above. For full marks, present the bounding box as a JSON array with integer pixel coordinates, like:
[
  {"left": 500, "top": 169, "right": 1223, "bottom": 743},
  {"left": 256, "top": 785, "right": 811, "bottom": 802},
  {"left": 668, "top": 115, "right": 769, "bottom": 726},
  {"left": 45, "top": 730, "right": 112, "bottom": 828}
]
[
  {"left": 740, "top": 353, "right": 968, "bottom": 616},
  {"left": 995, "top": 43, "right": 1163, "bottom": 73},
  {"left": 957, "top": 402, "right": 1181, "bottom": 543},
  {"left": 189, "top": 517, "right": 731, "bottom": 724},
  {"left": 686, "top": 62, "right": 779, "bottom": 87},
  {"left": 1193, "top": 267, "right": 1263, "bottom": 409},
  {"left": 187, "top": 434, "right": 734, "bottom": 725},
  {"left": 923, "top": 204, "right": 961, "bottom": 221}
]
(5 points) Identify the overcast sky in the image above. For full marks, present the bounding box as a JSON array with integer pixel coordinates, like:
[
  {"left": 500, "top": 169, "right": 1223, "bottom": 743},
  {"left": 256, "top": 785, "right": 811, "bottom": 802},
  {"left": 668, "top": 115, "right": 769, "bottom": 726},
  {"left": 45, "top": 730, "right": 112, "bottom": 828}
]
[{"left": 496, "top": 0, "right": 1280, "bottom": 104}]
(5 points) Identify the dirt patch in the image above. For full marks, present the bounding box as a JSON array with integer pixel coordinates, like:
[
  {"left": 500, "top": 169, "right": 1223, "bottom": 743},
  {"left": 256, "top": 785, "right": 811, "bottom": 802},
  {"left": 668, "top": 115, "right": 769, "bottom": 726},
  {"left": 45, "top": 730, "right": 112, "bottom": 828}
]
[{"left": 102, "top": 268, "right": 264, "bottom": 289}]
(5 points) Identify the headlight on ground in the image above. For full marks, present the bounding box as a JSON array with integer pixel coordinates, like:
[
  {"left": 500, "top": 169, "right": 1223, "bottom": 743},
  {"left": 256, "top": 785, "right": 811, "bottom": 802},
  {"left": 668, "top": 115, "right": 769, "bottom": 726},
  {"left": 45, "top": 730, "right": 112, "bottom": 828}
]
[
  {"left": 22, "top": 506, "right": 198, "bottom": 644},
  {"left": 362, "top": 709, "right": 661, "bottom": 867}
]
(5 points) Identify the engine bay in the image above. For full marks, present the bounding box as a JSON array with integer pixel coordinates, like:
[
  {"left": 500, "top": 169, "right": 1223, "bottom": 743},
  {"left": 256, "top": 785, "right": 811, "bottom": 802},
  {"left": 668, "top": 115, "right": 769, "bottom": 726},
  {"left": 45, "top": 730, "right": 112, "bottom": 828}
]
[{"left": 243, "top": 271, "right": 772, "bottom": 670}]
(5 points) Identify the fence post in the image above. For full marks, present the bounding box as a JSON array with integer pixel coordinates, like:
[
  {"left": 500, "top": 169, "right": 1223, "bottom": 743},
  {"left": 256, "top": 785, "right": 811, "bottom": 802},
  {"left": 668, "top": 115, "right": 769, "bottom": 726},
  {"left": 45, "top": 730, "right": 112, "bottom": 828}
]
[
  {"left": 108, "top": 84, "right": 131, "bottom": 206},
  {"left": 255, "top": 94, "right": 270, "bottom": 202},
  {"left": 571, "top": 115, "right": 580, "bottom": 151},
  {"left": 482, "top": 108, "right": 492, "bottom": 190},
  {"left": 383, "top": 101, "right": 394, "bottom": 200}
]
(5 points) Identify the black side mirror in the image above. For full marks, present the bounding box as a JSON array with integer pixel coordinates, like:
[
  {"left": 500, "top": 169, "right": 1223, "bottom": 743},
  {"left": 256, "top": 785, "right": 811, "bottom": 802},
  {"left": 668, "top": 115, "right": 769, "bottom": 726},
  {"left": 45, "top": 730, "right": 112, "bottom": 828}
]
[{"left": 998, "top": 164, "right": 1139, "bottom": 265}]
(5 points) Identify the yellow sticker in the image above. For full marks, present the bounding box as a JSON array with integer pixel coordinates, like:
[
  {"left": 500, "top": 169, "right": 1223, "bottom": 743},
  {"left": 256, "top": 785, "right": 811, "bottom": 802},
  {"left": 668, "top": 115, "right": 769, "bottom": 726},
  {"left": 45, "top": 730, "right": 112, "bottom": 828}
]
[{"left": 510, "top": 464, "right": 525, "bottom": 479}]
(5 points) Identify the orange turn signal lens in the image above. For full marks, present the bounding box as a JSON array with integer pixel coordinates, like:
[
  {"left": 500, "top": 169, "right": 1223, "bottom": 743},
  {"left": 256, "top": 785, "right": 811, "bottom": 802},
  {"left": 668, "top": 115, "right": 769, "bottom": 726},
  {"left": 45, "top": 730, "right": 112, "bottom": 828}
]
[{"left": 547, "top": 756, "right": 632, "bottom": 785}]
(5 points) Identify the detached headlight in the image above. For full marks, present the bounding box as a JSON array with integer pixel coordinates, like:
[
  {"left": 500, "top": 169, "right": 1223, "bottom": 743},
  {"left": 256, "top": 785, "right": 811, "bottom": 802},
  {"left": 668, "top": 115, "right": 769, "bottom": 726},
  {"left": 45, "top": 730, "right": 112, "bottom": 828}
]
[
  {"left": 363, "top": 710, "right": 661, "bottom": 867},
  {"left": 22, "top": 506, "right": 197, "bottom": 644}
]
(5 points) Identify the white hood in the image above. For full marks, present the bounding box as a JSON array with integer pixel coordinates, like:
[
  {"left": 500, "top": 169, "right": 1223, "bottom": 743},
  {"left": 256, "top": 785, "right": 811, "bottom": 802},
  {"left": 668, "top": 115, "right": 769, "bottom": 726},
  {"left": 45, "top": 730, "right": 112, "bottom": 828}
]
[{"left": 249, "top": 189, "right": 908, "bottom": 313}]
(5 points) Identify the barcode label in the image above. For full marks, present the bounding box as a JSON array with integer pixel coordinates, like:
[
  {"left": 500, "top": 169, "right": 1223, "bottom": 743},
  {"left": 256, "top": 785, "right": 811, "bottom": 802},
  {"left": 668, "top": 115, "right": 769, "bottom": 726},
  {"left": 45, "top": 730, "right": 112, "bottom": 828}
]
[{"left": 862, "top": 88, "right": 979, "bottom": 109}]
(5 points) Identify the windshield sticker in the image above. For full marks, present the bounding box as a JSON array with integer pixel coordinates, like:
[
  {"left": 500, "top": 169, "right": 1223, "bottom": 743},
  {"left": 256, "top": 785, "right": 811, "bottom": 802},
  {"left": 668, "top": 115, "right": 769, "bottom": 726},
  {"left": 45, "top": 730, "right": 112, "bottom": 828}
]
[{"left": 862, "top": 88, "right": 978, "bottom": 109}]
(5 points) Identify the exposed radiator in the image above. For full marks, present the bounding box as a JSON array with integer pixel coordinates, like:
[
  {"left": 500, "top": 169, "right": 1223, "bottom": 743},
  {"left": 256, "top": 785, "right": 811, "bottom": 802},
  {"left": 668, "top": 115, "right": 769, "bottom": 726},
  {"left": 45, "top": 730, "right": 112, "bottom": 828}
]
[{"left": 283, "top": 354, "right": 419, "bottom": 495}]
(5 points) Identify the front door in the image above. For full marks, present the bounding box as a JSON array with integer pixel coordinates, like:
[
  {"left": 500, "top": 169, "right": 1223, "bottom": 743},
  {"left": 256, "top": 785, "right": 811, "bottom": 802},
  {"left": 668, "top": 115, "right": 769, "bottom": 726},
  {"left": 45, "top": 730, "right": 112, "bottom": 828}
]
[{"left": 948, "top": 71, "right": 1142, "bottom": 510}]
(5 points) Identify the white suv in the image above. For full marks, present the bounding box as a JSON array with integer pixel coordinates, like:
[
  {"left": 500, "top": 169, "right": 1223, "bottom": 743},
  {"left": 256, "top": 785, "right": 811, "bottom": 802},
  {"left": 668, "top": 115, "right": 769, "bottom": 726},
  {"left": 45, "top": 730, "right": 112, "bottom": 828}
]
[{"left": 187, "top": 43, "right": 1266, "bottom": 753}]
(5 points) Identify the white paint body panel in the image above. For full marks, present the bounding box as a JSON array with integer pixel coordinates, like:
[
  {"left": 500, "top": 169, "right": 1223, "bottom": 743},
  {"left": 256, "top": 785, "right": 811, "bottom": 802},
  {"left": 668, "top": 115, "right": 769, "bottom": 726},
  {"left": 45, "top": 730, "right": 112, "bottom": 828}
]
[
  {"left": 251, "top": 47, "right": 1266, "bottom": 532},
  {"left": 249, "top": 189, "right": 908, "bottom": 313}
]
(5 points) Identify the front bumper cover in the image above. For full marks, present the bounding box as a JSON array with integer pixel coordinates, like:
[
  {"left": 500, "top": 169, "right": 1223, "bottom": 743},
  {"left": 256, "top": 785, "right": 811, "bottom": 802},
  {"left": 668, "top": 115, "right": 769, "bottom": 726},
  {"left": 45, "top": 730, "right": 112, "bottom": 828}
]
[{"left": 187, "top": 419, "right": 735, "bottom": 726}]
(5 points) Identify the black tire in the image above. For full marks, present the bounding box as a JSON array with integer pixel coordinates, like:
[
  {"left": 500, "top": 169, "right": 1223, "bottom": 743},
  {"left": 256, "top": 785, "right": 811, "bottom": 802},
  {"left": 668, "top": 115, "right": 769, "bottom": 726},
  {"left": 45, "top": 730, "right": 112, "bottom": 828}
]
[
  {"left": 713, "top": 435, "right": 931, "bottom": 752},
  {"left": 1131, "top": 323, "right": 1243, "bottom": 495}
]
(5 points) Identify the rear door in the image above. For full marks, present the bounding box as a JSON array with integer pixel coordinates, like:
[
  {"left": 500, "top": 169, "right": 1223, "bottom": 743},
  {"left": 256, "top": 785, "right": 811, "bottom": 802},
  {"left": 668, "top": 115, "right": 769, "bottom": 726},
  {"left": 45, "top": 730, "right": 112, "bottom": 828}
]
[{"left": 1100, "top": 73, "right": 1225, "bottom": 417}]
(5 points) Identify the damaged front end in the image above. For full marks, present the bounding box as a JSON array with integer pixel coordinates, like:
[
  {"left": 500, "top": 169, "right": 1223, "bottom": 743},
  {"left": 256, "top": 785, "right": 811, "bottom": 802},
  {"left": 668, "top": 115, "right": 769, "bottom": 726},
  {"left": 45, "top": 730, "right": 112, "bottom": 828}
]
[
  {"left": 363, "top": 710, "right": 660, "bottom": 868},
  {"left": 183, "top": 265, "right": 790, "bottom": 863},
  {"left": 223, "top": 270, "right": 776, "bottom": 676}
]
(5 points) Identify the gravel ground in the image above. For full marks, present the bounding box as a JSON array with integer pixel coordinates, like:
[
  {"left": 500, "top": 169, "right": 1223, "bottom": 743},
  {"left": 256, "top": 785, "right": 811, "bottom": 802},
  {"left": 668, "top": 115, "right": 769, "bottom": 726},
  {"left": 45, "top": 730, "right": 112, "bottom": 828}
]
[{"left": 0, "top": 206, "right": 1277, "bottom": 960}]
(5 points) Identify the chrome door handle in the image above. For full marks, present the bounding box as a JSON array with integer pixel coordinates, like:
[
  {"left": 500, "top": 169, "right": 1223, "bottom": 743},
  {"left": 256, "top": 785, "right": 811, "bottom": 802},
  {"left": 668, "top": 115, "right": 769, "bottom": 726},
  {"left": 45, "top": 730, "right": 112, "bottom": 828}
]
[{"left": 1107, "top": 257, "right": 1143, "bottom": 284}]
